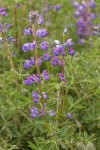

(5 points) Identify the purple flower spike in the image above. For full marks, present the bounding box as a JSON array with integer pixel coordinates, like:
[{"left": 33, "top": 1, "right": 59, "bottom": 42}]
[
  {"left": 49, "top": 110, "right": 56, "bottom": 117},
  {"left": 67, "top": 113, "right": 72, "bottom": 119},
  {"left": 43, "top": 53, "right": 52, "bottom": 61},
  {"left": 30, "top": 107, "right": 39, "bottom": 118},
  {"left": 66, "top": 38, "right": 74, "bottom": 47},
  {"left": 23, "top": 28, "right": 33, "bottom": 35},
  {"left": 38, "top": 16, "right": 44, "bottom": 25}
]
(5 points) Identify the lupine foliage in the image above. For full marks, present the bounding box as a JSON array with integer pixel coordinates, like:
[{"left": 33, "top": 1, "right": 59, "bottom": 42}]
[{"left": 0, "top": 0, "right": 100, "bottom": 149}]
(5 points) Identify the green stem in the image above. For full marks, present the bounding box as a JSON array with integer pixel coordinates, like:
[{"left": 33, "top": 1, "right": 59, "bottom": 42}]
[
  {"left": 60, "top": 33, "right": 66, "bottom": 115},
  {"left": 2, "top": 31, "right": 20, "bottom": 91},
  {"left": 32, "top": 24, "right": 44, "bottom": 110}
]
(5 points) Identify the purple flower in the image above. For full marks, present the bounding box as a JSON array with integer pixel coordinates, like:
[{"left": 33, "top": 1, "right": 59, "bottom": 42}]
[
  {"left": 90, "top": 13, "right": 97, "bottom": 20},
  {"left": 22, "top": 41, "right": 36, "bottom": 52},
  {"left": 42, "top": 70, "right": 50, "bottom": 80},
  {"left": 67, "top": 113, "right": 72, "bottom": 119},
  {"left": 10, "top": 38, "right": 17, "bottom": 42},
  {"left": 61, "top": 48, "right": 66, "bottom": 56},
  {"left": 78, "top": 5, "right": 85, "bottom": 12},
  {"left": 23, "top": 28, "right": 33, "bottom": 35},
  {"left": 38, "top": 16, "right": 44, "bottom": 25},
  {"left": 82, "top": 1, "right": 87, "bottom": 8},
  {"left": 54, "top": 4, "right": 61, "bottom": 11},
  {"left": 4, "top": 23, "right": 12, "bottom": 28},
  {"left": 32, "top": 91, "right": 38, "bottom": 97},
  {"left": 0, "top": 8, "right": 6, "bottom": 12},
  {"left": 30, "top": 107, "right": 39, "bottom": 118},
  {"left": 49, "top": 110, "right": 56, "bottom": 117},
  {"left": 40, "top": 41, "right": 49, "bottom": 50},
  {"left": 53, "top": 47, "right": 61, "bottom": 56},
  {"left": 40, "top": 110, "right": 45, "bottom": 117},
  {"left": 32, "top": 74, "right": 41, "bottom": 83},
  {"left": 38, "top": 57, "right": 43, "bottom": 66},
  {"left": 74, "top": 11, "right": 80, "bottom": 18},
  {"left": 0, "top": 23, "right": 2, "bottom": 32},
  {"left": 89, "top": 0, "right": 96, "bottom": 8},
  {"left": 15, "top": 4, "right": 21, "bottom": 8},
  {"left": 32, "top": 91, "right": 39, "bottom": 103},
  {"left": 68, "top": 48, "right": 75, "bottom": 56},
  {"left": 36, "top": 29, "right": 48, "bottom": 38},
  {"left": 0, "top": 11, "right": 7, "bottom": 16},
  {"left": 47, "top": 5, "right": 53, "bottom": 10},
  {"left": 43, "top": 92, "right": 48, "bottom": 99},
  {"left": 24, "top": 76, "right": 34, "bottom": 86},
  {"left": 77, "top": 18, "right": 86, "bottom": 28},
  {"left": 78, "top": 39, "right": 85, "bottom": 45},
  {"left": 43, "top": 53, "right": 52, "bottom": 61},
  {"left": 52, "top": 56, "right": 59, "bottom": 66},
  {"left": 31, "top": 57, "right": 36, "bottom": 66},
  {"left": 59, "top": 59, "right": 64, "bottom": 66},
  {"left": 59, "top": 73, "right": 67, "bottom": 82},
  {"left": 65, "top": 38, "right": 74, "bottom": 47},
  {"left": 24, "top": 60, "right": 32, "bottom": 69},
  {"left": 22, "top": 43, "right": 30, "bottom": 52},
  {"left": 29, "top": 10, "right": 39, "bottom": 23},
  {"left": 73, "top": 1, "right": 79, "bottom": 8}
]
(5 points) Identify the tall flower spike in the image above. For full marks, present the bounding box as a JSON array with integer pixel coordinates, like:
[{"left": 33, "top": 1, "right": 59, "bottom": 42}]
[
  {"left": 72, "top": 0, "right": 97, "bottom": 44},
  {"left": 22, "top": 10, "right": 51, "bottom": 118}
]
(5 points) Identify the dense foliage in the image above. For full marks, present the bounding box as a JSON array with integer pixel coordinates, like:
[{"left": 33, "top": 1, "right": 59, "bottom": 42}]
[{"left": 0, "top": 0, "right": 100, "bottom": 149}]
